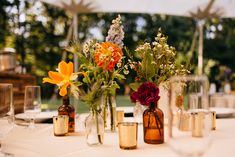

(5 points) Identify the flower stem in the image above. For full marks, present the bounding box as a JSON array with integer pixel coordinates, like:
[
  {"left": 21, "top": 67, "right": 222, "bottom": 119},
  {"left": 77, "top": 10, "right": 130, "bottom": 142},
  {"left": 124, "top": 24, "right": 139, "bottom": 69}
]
[
  {"left": 154, "top": 114, "right": 162, "bottom": 137},
  {"left": 147, "top": 112, "right": 151, "bottom": 128},
  {"left": 103, "top": 94, "right": 108, "bottom": 128},
  {"left": 150, "top": 103, "right": 162, "bottom": 137},
  {"left": 108, "top": 94, "right": 115, "bottom": 131},
  {"left": 94, "top": 110, "right": 102, "bottom": 144}
]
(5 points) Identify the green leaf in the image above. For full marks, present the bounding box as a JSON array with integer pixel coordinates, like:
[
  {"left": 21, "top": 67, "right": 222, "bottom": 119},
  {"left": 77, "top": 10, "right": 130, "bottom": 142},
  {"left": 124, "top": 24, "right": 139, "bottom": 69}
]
[
  {"left": 129, "top": 82, "right": 141, "bottom": 91},
  {"left": 77, "top": 53, "right": 88, "bottom": 64},
  {"left": 73, "top": 81, "right": 83, "bottom": 87},
  {"left": 110, "top": 83, "right": 120, "bottom": 89},
  {"left": 141, "top": 51, "right": 155, "bottom": 81},
  {"left": 115, "top": 73, "right": 126, "bottom": 80},
  {"left": 82, "top": 77, "right": 89, "bottom": 84}
]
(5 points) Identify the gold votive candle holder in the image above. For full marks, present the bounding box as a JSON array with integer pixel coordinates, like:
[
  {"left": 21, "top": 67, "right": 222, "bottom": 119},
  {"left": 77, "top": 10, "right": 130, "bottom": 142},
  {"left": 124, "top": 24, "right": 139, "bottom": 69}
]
[
  {"left": 210, "top": 111, "right": 216, "bottom": 130},
  {"left": 177, "top": 111, "right": 190, "bottom": 131},
  {"left": 53, "top": 115, "right": 69, "bottom": 136},
  {"left": 118, "top": 122, "right": 138, "bottom": 150},
  {"left": 116, "top": 110, "right": 124, "bottom": 126},
  {"left": 191, "top": 112, "right": 205, "bottom": 137}
]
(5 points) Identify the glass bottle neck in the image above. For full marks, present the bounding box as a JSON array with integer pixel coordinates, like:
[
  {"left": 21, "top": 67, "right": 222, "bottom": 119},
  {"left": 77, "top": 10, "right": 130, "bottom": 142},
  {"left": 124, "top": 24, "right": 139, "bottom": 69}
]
[
  {"left": 149, "top": 103, "right": 156, "bottom": 110},
  {"left": 63, "top": 96, "right": 70, "bottom": 105}
]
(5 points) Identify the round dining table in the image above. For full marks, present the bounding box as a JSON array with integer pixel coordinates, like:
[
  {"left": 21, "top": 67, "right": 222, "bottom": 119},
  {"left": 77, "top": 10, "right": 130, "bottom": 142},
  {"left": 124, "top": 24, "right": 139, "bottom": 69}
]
[{"left": 2, "top": 114, "right": 235, "bottom": 157}]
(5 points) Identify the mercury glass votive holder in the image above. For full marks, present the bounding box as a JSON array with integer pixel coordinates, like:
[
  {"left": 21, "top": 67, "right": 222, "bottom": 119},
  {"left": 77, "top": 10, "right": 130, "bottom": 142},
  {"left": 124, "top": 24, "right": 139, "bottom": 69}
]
[
  {"left": 118, "top": 122, "right": 138, "bottom": 150},
  {"left": 53, "top": 115, "right": 69, "bottom": 136}
]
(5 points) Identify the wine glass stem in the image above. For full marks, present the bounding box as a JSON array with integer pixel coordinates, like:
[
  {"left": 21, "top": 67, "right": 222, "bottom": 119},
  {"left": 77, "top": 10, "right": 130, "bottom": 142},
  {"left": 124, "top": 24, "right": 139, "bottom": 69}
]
[{"left": 29, "top": 118, "right": 35, "bottom": 129}]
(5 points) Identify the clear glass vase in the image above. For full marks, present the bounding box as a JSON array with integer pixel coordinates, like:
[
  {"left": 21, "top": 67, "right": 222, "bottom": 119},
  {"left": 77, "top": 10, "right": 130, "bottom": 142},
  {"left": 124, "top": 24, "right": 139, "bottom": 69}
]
[
  {"left": 133, "top": 101, "right": 144, "bottom": 123},
  {"left": 85, "top": 110, "right": 104, "bottom": 146},
  {"left": 102, "top": 94, "right": 116, "bottom": 132}
]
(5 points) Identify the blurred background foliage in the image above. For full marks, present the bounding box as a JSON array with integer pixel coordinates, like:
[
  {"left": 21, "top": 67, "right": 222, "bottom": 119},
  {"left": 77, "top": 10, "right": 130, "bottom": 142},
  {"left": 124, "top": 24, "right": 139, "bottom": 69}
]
[{"left": 1, "top": 0, "right": 235, "bottom": 99}]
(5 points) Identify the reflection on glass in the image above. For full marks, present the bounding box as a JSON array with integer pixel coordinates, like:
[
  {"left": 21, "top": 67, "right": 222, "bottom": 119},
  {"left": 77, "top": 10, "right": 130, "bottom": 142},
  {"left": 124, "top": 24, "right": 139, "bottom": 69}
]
[
  {"left": 168, "top": 75, "right": 212, "bottom": 157},
  {"left": 24, "top": 86, "right": 41, "bottom": 129},
  {"left": 0, "top": 83, "right": 14, "bottom": 156},
  {"left": 116, "top": 110, "right": 124, "bottom": 127}
]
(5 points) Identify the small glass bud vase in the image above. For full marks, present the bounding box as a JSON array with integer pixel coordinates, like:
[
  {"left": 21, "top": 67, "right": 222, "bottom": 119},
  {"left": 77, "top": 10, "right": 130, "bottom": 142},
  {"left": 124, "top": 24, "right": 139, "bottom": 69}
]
[
  {"left": 102, "top": 94, "right": 116, "bottom": 132},
  {"left": 133, "top": 101, "right": 144, "bottom": 123},
  {"left": 85, "top": 110, "right": 104, "bottom": 146},
  {"left": 58, "top": 96, "right": 75, "bottom": 132},
  {"left": 143, "top": 103, "right": 164, "bottom": 144}
]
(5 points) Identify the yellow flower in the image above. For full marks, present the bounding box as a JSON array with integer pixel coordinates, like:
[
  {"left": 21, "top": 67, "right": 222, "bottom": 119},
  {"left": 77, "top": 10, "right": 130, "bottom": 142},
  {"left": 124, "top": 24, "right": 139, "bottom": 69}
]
[{"left": 43, "top": 61, "right": 77, "bottom": 96}]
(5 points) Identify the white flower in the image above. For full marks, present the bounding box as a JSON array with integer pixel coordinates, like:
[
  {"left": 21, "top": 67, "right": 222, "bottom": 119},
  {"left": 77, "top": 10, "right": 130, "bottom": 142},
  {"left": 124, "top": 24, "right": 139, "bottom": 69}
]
[
  {"left": 124, "top": 70, "right": 129, "bottom": 75},
  {"left": 130, "top": 63, "right": 135, "bottom": 69},
  {"left": 117, "top": 62, "right": 122, "bottom": 68}
]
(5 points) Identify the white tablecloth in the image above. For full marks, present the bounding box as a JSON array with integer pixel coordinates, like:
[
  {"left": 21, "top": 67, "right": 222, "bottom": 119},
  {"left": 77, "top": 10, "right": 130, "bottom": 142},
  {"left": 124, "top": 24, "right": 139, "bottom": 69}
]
[{"left": 2, "top": 116, "right": 235, "bottom": 157}]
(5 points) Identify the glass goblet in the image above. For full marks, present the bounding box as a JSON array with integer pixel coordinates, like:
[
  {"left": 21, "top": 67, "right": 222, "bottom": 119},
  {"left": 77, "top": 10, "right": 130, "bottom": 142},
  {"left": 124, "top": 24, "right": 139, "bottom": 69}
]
[
  {"left": 24, "top": 86, "right": 41, "bottom": 129},
  {"left": 0, "top": 83, "right": 14, "bottom": 156},
  {"left": 168, "top": 75, "right": 212, "bottom": 157}
]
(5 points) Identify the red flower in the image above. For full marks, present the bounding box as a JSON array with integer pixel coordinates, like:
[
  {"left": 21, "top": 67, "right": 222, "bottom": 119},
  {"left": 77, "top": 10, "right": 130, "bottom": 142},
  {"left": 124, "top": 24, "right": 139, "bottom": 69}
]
[{"left": 130, "top": 82, "right": 160, "bottom": 106}]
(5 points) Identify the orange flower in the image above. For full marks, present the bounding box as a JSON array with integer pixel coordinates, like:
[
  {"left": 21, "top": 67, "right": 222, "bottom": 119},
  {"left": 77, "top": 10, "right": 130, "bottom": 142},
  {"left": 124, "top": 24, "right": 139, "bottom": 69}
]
[
  {"left": 43, "top": 61, "right": 77, "bottom": 96},
  {"left": 94, "top": 42, "right": 123, "bottom": 71}
]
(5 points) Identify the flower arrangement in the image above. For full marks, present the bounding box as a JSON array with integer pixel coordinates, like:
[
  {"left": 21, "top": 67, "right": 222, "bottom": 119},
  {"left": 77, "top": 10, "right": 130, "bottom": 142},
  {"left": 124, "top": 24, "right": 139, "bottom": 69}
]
[
  {"left": 65, "top": 15, "right": 127, "bottom": 131},
  {"left": 128, "top": 30, "right": 189, "bottom": 144},
  {"left": 131, "top": 81, "right": 164, "bottom": 144},
  {"left": 43, "top": 61, "right": 78, "bottom": 133},
  {"left": 130, "top": 82, "right": 164, "bottom": 144},
  {"left": 42, "top": 15, "right": 126, "bottom": 111},
  {"left": 43, "top": 15, "right": 126, "bottom": 144},
  {"left": 100, "top": 15, "right": 127, "bottom": 131},
  {"left": 128, "top": 30, "right": 190, "bottom": 91}
]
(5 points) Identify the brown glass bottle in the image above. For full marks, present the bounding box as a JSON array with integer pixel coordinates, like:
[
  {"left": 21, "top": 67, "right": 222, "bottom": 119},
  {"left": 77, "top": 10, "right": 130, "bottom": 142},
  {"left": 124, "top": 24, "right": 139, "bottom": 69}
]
[
  {"left": 58, "top": 96, "right": 75, "bottom": 132},
  {"left": 143, "top": 103, "right": 164, "bottom": 144}
]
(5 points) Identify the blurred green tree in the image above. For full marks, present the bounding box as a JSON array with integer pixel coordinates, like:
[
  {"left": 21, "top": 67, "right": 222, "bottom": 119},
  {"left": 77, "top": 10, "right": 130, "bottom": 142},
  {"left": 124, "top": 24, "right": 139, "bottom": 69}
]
[{"left": 1, "top": 1, "right": 235, "bottom": 97}]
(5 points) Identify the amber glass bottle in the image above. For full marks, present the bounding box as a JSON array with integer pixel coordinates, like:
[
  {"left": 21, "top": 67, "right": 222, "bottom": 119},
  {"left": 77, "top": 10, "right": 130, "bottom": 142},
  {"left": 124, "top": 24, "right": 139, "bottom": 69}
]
[
  {"left": 58, "top": 96, "right": 75, "bottom": 132},
  {"left": 143, "top": 103, "right": 164, "bottom": 144}
]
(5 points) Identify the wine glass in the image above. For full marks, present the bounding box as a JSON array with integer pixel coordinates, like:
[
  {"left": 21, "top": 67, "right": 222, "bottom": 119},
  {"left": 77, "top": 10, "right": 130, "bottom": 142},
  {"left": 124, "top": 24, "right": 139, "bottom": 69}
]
[
  {"left": 168, "top": 75, "right": 212, "bottom": 157},
  {"left": 24, "top": 86, "right": 41, "bottom": 129},
  {"left": 0, "top": 83, "right": 14, "bottom": 156}
]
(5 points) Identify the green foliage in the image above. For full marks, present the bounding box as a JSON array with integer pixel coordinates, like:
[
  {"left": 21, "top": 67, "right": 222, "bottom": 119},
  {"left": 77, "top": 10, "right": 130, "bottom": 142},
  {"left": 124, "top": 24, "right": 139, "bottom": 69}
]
[
  {"left": 78, "top": 82, "right": 103, "bottom": 111},
  {"left": 1, "top": 1, "right": 235, "bottom": 97},
  {"left": 66, "top": 41, "right": 103, "bottom": 110},
  {"left": 67, "top": 39, "right": 125, "bottom": 111},
  {"left": 128, "top": 30, "right": 190, "bottom": 89}
]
